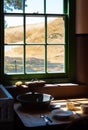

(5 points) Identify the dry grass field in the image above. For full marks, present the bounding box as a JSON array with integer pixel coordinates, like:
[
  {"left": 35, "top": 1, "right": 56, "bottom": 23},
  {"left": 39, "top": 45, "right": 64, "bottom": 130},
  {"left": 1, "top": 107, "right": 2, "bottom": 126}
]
[{"left": 5, "top": 18, "right": 64, "bottom": 63}]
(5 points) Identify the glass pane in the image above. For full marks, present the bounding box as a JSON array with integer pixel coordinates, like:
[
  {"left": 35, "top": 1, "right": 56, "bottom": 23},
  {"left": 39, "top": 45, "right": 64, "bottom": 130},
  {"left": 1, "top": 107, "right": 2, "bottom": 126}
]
[
  {"left": 46, "top": 0, "right": 63, "bottom": 14},
  {"left": 4, "top": 16, "right": 23, "bottom": 44},
  {"left": 4, "top": 46, "right": 24, "bottom": 74},
  {"left": 26, "top": 45, "right": 45, "bottom": 73},
  {"left": 25, "top": 0, "right": 43, "bottom": 13},
  {"left": 4, "top": 0, "right": 23, "bottom": 13},
  {"left": 47, "top": 45, "right": 65, "bottom": 72},
  {"left": 47, "top": 17, "right": 64, "bottom": 44},
  {"left": 26, "top": 17, "right": 44, "bottom": 44}
]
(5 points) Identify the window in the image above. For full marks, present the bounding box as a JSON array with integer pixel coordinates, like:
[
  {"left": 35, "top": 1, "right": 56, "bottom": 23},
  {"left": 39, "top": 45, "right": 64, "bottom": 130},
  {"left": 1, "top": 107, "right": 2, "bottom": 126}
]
[{"left": 0, "top": 0, "right": 76, "bottom": 84}]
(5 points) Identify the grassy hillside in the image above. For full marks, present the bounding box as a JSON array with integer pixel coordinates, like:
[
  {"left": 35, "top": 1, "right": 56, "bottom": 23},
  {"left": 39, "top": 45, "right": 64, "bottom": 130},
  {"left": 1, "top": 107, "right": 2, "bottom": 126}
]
[{"left": 5, "top": 18, "right": 64, "bottom": 63}]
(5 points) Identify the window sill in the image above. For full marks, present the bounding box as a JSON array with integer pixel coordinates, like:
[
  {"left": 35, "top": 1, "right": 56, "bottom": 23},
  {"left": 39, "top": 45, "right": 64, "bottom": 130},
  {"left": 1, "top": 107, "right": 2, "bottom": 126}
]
[{"left": 5, "top": 83, "right": 88, "bottom": 100}]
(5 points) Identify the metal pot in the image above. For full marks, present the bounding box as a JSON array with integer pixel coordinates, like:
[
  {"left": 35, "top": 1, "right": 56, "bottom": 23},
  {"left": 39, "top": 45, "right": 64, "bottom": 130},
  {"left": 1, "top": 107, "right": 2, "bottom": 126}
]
[{"left": 16, "top": 92, "right": 54, "bottom": 110}]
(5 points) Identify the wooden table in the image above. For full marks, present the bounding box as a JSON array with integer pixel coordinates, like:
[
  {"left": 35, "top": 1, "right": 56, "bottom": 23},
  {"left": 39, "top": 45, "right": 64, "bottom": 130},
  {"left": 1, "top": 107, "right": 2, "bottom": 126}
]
[{"left": 14, "top": 98, "right": 88, "bottom": 129}]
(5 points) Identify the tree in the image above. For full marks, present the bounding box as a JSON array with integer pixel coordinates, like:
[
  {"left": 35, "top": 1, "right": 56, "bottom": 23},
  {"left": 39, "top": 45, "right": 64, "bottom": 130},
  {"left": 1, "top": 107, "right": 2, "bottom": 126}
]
[
  {"left": 4, "top": 0, "right": 27, "bottom": 12},
  {"left": 4, "top": 0, "right": 27, "bottom": 28},
  {"left": 4, "top": 20, "right": 8, "bottom": 28}
]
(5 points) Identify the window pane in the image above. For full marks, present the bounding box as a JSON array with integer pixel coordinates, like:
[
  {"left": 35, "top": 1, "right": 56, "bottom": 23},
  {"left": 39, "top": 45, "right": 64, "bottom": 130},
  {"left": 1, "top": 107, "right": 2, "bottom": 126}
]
[
  {"left": 4, "top": 46, "right": 24, "bottom": 74},
  {"left": 4, "top": 16, "right": 23, "bottom": 44},
  {"left": 26, "top": 17, "right": 44, "bottom": 44},
  {"left": 46, "top": 0, "right": 63, "bottom": 14},
  {"left": 26, "top": 45, "right": 45, "bottom": 73},
  {"left": 47, "top": 45, "right": 65, "bottom": 72},
  {"left": 25, "top": 0, "right": 44, "bottom": 13},
  {"left": 4, "top": 0, "right": 23, "bottom": 13},
  {"left": 47, "top": 17, "right": 64, "bottom": 44}
]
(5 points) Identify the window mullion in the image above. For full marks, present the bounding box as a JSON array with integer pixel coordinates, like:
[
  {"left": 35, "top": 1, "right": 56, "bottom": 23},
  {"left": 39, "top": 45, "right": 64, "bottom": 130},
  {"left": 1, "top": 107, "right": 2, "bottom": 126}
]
[
  {"left": 44, "top": 0, "right": 46, "bottom": 14},
  {"left": 44, "top": 0, "right": 47, "bottom": 73},
  {"left": 44, "top": 15, "right": 47, "bottom": 73},
  {"left": 23, "top": 14, "right": 26, "bottom": 74}
]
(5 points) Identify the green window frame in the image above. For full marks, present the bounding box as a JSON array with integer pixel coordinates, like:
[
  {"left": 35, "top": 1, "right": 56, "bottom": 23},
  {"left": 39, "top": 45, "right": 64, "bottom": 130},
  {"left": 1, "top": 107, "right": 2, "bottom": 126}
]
[{"left": 0, "top": 0, "right": 76, "bottom": 85}]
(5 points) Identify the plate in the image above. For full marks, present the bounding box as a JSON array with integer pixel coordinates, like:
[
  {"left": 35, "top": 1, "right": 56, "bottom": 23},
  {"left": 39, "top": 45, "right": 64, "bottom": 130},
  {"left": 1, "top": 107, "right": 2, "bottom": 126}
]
[{"left": 51, "top": 109, "right": 73, "bottom": 119}]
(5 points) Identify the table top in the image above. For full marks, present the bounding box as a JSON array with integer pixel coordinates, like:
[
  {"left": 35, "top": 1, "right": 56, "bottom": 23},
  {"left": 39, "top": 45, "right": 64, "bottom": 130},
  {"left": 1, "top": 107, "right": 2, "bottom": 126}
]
[{"left": 14, "top": 98, "right": 88, "bottom": 128}]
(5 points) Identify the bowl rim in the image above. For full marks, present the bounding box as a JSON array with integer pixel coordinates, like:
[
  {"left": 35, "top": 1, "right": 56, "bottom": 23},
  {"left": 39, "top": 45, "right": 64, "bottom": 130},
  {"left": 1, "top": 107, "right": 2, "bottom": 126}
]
[{"left": 16, "top": 92, "right": 54, "bottom": 103}]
